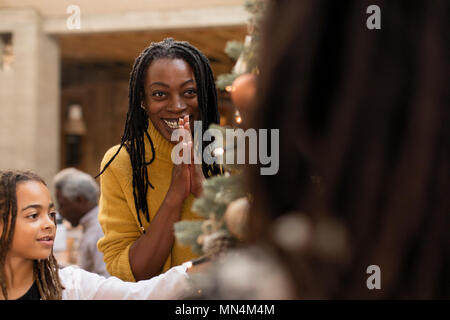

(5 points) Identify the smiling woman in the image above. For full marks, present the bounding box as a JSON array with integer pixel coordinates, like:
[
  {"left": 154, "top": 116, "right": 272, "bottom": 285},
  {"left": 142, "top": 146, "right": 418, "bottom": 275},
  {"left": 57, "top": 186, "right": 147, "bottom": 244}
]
[{"left": 96, "top": 38, "right": 222, "bottom": 282}]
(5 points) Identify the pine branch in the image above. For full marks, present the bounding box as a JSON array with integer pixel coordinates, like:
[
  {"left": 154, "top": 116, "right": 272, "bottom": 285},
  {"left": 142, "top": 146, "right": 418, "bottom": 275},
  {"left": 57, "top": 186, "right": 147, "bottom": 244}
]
[
  {"left": 224, "top": 41, "right": 245, "bottom": 60},
  {"left": 216, "top": 73, "right": 240, "bottom": 90},
  {"left": 174, "top": 220, "right": 204, "bottom": 255}
]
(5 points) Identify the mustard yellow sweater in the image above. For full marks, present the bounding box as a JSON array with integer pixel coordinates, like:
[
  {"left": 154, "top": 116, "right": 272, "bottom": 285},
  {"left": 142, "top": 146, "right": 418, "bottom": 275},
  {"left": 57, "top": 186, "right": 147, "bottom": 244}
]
[{"left": 97, "top": 120, "right": 202, "bottom": 282}]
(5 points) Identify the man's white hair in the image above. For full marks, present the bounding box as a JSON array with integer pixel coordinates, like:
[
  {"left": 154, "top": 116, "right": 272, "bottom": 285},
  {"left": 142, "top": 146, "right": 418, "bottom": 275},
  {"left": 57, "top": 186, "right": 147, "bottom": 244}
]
[{"left": 53, "top": 168, "right": 99, "bottom": 204}]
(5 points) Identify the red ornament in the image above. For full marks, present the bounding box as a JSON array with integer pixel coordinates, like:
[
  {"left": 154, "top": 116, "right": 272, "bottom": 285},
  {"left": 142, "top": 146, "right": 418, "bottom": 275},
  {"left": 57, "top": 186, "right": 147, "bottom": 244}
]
[{"left": 230, "top": 73, "right": 257, "bottom": 112}]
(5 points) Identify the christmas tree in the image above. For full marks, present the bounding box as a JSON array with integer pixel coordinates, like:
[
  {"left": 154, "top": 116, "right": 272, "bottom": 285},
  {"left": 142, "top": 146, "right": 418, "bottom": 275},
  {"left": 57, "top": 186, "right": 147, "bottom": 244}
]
[
  {"left": 174, "top": 125, "right": 249, "bottom": 258},
  {"left": 174, "top": 0, "right": 267, "bottom": 261},
  {"left": 216, "top": 0, "right": 266, "bottom": 90}
]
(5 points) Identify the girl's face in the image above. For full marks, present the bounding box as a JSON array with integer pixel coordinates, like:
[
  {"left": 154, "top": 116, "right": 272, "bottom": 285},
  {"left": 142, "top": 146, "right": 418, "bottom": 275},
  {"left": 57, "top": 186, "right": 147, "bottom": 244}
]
[
  {"left": 143, "top": 58, "right": 200, "bottom": 143},
  {"left": 8, "top": 181, "right": 56, "bottom": 261}
]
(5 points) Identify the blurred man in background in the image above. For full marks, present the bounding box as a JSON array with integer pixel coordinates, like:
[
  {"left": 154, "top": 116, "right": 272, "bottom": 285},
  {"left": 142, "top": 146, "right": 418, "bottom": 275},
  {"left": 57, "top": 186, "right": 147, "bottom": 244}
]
[{"left": 53, "top": 168, "right": 109, "bottom": 277}]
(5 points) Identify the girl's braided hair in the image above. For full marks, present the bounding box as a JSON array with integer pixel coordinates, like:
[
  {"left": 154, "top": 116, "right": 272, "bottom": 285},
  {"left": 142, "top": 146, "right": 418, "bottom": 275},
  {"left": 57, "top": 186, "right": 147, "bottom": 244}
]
[{"left": 0, "top": 170, "right": 64, "bottom": 300}]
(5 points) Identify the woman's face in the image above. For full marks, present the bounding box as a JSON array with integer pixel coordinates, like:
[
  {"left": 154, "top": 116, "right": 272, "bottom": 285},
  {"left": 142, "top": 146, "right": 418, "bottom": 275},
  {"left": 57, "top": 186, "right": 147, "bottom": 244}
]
[
  {"left": 143, "top": 58, "right": 200, "bottom": 143},
  {"left": 7, "top": 181, "right": 56, "bottom": 261}
]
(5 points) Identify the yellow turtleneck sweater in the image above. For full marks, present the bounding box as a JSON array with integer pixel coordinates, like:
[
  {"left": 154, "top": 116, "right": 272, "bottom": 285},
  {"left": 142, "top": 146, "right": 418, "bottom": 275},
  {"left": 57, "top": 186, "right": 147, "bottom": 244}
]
[{"left": 97, "top": 120, "right": 202, "bottom": 282}]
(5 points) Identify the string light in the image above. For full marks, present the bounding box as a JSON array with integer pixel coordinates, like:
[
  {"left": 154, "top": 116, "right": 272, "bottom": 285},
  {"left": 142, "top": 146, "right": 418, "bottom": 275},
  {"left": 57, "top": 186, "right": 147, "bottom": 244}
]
[{"left": 235, "top": 110, "right": 242, "bottom": 124}]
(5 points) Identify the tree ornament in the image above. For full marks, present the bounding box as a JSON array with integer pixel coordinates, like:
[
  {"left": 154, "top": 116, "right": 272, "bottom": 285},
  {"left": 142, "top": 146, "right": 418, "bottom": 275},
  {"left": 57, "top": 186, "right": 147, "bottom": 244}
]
[
  {"left": 224, "top": 197, "right": 250, "bottom": 241},
  {"left": 200, "top": 230, "right": 236, "bottom": 258},
  {"left": 230, "top": 73, "right": 257, "bottom": 112}
]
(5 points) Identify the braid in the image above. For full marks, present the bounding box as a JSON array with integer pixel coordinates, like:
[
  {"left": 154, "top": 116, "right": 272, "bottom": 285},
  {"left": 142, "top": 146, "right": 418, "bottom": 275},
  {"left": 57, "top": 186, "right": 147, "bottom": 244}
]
[
  {"left": 0, "top": 171, "right": 14, "bottom": 299},
  {"left": 34, "top": 255, "right": 63, "bottom": 300},
  {"left": 0, "top": 170, "right": 64, "bottom": 300},
  {"left": 98, "top": 38, "right": 221, "bottom": 231},
  {"left": 174, "top": 41, "right": 221, "bottom": 177}
]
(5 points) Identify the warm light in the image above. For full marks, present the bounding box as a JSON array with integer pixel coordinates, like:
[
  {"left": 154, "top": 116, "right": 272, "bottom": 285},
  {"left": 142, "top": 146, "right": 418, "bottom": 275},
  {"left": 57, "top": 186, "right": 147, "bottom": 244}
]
[
  {"left": 3, "top": 44, "right": 13, "bottom": 70},
  {"left": 234, "top": 110, "right": 243, "bottom": 124},
  {"left": 64, "top": 104, "right": 87, "bottom": 135},
  {"left": 225, "top": 85, "right": 233, "bottom": 92},
  {"left": 1, "top": 34, "right": 14, "bottom": 71}
]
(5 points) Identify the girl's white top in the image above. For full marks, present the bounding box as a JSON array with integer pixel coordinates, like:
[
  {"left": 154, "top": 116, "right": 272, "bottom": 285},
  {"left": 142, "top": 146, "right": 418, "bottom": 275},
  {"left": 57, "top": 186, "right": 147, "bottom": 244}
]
[{"left": 59, "top": 263, "right": 190, "bottom": 300}]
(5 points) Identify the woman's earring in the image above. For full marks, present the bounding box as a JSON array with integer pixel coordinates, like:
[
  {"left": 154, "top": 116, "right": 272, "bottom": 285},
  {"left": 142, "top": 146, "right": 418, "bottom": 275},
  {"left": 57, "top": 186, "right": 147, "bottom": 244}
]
[{"left": 140, "top": 103, "right": 149, "bottom": 118}]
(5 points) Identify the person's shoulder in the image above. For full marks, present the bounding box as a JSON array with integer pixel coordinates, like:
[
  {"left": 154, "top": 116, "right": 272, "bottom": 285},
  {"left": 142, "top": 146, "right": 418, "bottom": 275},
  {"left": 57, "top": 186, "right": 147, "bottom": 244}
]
[
  {"left": 100, "top": 144, "right": 131, "bottom": 171},
  {"left": 101, "top": 144, "right": 124, "bottom": 164},
  {"left": 58, "top": 265, "right": 79, "bottom": 284},
  {"left": 60, "top": 265, "right": 104, "bottom": 281},
  {"left": 99, "top": 144, "right": 133, "bottom": 187}
]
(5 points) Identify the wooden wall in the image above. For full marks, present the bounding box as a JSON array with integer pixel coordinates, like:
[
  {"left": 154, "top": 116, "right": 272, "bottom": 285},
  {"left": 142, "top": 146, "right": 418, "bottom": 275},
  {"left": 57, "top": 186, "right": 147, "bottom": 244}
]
[{"left": 60, "top": 82, "right": 128, "bottom": 178}]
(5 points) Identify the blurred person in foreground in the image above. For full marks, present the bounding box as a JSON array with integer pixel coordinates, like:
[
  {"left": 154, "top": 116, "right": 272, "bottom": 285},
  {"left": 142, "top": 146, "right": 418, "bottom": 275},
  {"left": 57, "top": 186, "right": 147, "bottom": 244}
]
[
  {"left": 195, "top": 0, "right": 449, "bottom": 299},
  {"left": 53, "top": 168, "right": 109, "bottom": 277}
]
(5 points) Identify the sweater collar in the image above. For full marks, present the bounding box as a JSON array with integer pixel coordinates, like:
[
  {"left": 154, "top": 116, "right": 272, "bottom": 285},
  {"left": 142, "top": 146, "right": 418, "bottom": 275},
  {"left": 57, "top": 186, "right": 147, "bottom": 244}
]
[{"left": 145, "top": 119, "right": 175, "bottom": 163}]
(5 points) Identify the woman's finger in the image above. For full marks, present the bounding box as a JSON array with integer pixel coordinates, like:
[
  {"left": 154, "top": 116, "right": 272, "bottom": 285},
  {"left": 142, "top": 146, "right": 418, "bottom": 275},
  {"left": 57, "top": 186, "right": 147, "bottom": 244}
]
[
  {"left": 177, "top": 118, "right": 184, "bottom": 144},
  {"left": 184, "top": 118, "right": 192, "bottom": 144},
  {"left": 188, "top": 141, "right": 194, "bottom": 165}
]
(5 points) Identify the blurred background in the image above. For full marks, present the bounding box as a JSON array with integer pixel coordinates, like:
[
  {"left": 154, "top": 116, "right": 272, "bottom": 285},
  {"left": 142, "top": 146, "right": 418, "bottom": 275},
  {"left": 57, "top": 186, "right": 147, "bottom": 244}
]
[{"left": 0, "top": 0, "right": 249, "bottom": 184}]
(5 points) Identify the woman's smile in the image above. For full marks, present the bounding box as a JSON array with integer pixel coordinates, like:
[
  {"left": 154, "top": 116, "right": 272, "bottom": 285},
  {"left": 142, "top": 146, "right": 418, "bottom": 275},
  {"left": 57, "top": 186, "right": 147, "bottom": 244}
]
[{"left": 162, "top": 115, "right": 194, "bottom": 131}]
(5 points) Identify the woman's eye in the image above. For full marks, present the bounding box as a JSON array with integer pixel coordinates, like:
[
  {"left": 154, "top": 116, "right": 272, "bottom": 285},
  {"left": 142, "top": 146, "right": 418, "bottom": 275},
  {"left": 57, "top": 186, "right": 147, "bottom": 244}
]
[
  {"left": 185, "top": 89, "right": 197, "bottom": 97},
  {"left": 49, "top": 212, "right": 57, "bottom": 219},
  {"left": 152, "top": 91, "right": 166, "bottom": 98}
]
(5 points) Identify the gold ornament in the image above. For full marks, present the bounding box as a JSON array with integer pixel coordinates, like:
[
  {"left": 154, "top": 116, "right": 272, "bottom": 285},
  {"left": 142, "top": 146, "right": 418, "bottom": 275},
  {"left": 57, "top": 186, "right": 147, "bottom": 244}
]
[
  {"left": 230, "top": 73, "right": 257, "bottom": 112},
  {"left": 224, "top": 197, "right": 250, "bottom": 241}
]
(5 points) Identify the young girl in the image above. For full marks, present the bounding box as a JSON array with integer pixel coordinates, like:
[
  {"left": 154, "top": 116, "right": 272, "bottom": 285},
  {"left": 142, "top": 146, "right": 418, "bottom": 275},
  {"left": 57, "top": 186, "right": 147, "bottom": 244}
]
[{"left": 0, "top": 170, "right": 191, "bottom": 300}]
